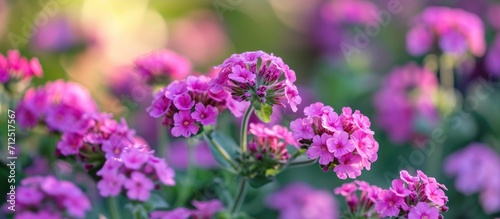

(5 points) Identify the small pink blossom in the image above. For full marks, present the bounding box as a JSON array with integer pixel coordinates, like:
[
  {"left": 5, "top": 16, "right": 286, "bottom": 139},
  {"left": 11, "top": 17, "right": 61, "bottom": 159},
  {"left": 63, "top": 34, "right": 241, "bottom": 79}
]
[
  {"left": 124, "top": 171, "right": 155, "bottom": 201},
  {"left": 326, "top": 131, "right": 354, "bottom": 158},
  {"left": 121, "top": 147, "right": 149, "bottom": 170},
  {"left": 173, "top": 93, "right": 195, "bottom": 110},
  {"left": 408, "top": 202, "right": 440, "bottom": 219},
  {"left": 307, "top": 134, "right": 334, "bottom": 165},
  {"left": 289, "top": 118, "right": 315, "bottom": 140},
  {"left": 375, "top": 190, "right": 407, "bottom": 217},
  {"left": 390, "top": 179, "right": 412, "bottom": 197},
  {"left": 191, "top": 200, "right": 224, "bottom": 219},
  {"left": 191, "top": 103, "right": 218, "bottom": 125},
  {"left": 172, "top": 111, "right": 199, "bottom": 137},
  {"left": 228, "top": 65, "right": 256, "bottom": 83},
  {"left": 97, "top": 174, "right": 126, "bottom": 197}
]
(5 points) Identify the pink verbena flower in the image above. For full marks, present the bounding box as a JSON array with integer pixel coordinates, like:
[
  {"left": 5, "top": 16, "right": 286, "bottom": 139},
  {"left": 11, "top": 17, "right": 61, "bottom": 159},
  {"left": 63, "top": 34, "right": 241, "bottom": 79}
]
[
  {"left": 247, "top": 123, "right": 297, "bottom": 175},
  {"left": 374, "top": 170, "right": 448, "bottom": 218},
  {"left": 408, "top": 202, "right": 440, "bottom": 219},
  {"left": 0, "top": 50, "right": 42, "bottom": 84},
  {"left": 147, "top": 75, "right": 246, "bottom": 138},
  {"left": 124, "top": 171, "right": 155, "bottom": 201},
  {"left": 12, "top": 176, "right": 91, "bottom": 218},
  {"left": 374, "top": 63, "right": 439, "bottom": 144},
  {"left": 16, "top": 80, "right": 98, "bottom": 132},
  {"left": 210, "top": 51, "right": 301, "bottom": 112},
  {"left": 268, "top": 183, "right": 338, "bottom": 219},
  {"left": 290, "top": 103, "right": 378, "bottom": 179},
  {"left": 150, "top": 208, "right": 191, "bottom": 219},
  {"left": 334, "top": 180, "right": 381, "bottom": 217},
  {"left": 444, "top": 143, "right": 500, "bottom": 213},
  {"left": 406, "top": 7, "right": 485, "bottom": 57},
  {"left": 56, "top": 113, "right": 137, "bottom": 171},
  {"left": 191, "top": 199, "right": 224, "bottom": 219},
  {"left": 134, "top": 49, "right": 191, "bottom": 83},
  {"left": 96, "top": 147, "right": 175, "bottom": 201}
]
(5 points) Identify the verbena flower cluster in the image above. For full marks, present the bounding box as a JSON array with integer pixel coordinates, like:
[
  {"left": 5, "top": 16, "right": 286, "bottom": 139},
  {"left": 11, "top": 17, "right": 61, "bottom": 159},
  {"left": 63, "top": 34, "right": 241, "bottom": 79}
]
[
  {"left": 290, "top": 102, "right": 378, "bottom": 179},
  {"left": 267, "top": 183, "right": 338, "bottom": 219},
  {"left": 374, "top": 63, "right": 439, "bottom": 143},
  {"left": 334, "top": 180, "right": 382, "bottom": 218},
  {"left": 57, "top": 112, "right": 136, "bottom": 161},
  {"left": 14, "top": 176, "right": 91, "bottom": 219},
  {"left": 134, "top": 49, "right": 191, "bottom": 83},
  {"left": 209, "top": 50, "right": 301, "bottom": 112},
  {"left": 0, "top": 50, "right": 42, "bottom": 84},
  {"left": 150, "top": 199, "right": 224, "bottom": 219},
  {"left": 247, "top": 123, "right": 297, "bottom": 173},
  {"left": 97, "top": 147, "right": 175, "bottom": 201},
  {"left": 445, "top": 143, "right": 500, "bottom": 213},
  {"left": 407, "top": 7, "right": 485, "bottom": 56},
  {"left": 147, "top": 75, "right": 246, "bottom": 138},
  {"left": 375, "top": 170, "right": 448, "bottom": 218}
]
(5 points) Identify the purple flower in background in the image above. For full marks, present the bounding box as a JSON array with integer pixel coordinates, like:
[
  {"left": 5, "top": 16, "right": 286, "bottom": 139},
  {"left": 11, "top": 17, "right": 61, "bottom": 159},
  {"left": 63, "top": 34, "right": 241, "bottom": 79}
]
[
  {"left": 210, "top": 51, "right": 301, "bottom": 112},
  {"left": 167, "top": 140, "right": 218, "bottom": 170},
  {"left": 267, "top": 183, "right": 338, "bottom": 219},
  {"left": 30, "top": 16, "right": 80, "bottom": 53},
  {"left": 134, "top": 49, "right": 191, "bottom": 83},
  {"left": 486, "top": 34, "right": 500, "bottom": 77},
  {"left": 374, "top": 63, "right": 439, "bottom": 144},
  {"left": 406, "top": 7, "right": 485, "bottom": 57},
  {"left": 12, "top": 176, "right": 91, "bottom": 218},
  {"left": 150, "top": 208, "right": 191, "bottom": 219},
  {"left": 444, "top": 143, "right": 500, "bottom": 213},
  {"left": 0, "top": 50, "right": 42, "bottom": 84},
  {"left": 16, "top": 80, "right": 98, "bottom": 132},
  {"left": 191, "top": 199, "right": 224, "bottom": 219},
  {"left": 290, "top": 103, "right": 378, "bottom": 179}
]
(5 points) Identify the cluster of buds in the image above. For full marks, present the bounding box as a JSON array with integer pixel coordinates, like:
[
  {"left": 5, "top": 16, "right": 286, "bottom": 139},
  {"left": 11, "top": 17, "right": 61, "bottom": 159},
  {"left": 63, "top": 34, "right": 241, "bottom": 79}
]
[
  {"left": 134, "top": 49, "right": 191, "bottom": 84},
  {"left": 245, "top": 123, "right": 297, "bottom": 177},
  {"left": 13, "top": 176, "right": 91, "bottom": 219},
  {"left": 209, "top": 51, "right": 301, "bottom": 113},
  {"left": 290, "top": 102, "right": 378, "bottom": 179},
  {"left": 57, "top": 112, "right": 137, "bottom": 170},
  {"left": 334, "top": 180, "right": 382, "bottom": 218},
  {"left": 147, "top": 75, "right": 246, "bottom": 138},
  {"left": 16, "top": 80, "right": 98, "bottom": 132},
  {"left": 96, "top": 147, "right": 175, "bottom": 201},
  {"left": 0, "top": 50, "right": 42, "bottom": 85},
  {"left": 374, "top": 170, "right": 448, "bottom": 218}
]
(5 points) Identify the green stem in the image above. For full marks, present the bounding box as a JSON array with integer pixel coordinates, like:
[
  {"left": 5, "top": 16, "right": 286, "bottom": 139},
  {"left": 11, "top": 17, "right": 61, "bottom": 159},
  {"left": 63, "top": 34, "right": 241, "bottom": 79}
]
[
  {"left": 174, "top": 139, "right": 196, "bottom": 207},
  {"left": 439, "top": 54, "right": 454, "bottom": 94},
  {"left": 157, "top": 120, "right": 169, "bottom": 158},
  {"left": 240, "top": 107, "right": 254, "bottom": 154},
  {"left": 108, "top": 197, "right": 120, "bottom": 219},
  {"left": 203, "top": 132, "right": 238, "bottom": 170},
  {"left": 230, "top": 178, "right": 248, "bottom": 216},
  {"left": 287, "top": 158, "right": 318, "bottom": 168}
]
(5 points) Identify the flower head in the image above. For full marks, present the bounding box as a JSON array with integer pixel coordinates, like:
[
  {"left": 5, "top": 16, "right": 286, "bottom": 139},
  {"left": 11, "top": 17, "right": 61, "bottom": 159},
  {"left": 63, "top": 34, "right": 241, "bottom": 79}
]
[
  {"left": 374, "top": 63, "right": 439, "bottom": 144},
  {"left": 148, "top": 75, "right": 246, "bottom": 138},
  {"left": 16, "top": 80, "right": 98, "bottom": 132},
  {"left": 268, "top": 183, "right": 338, "bottom": 219},
  {"left": 134, "top": 49, "right": 191, "bottom": 83},
  {"left": 290, "top": 103, "right": 378, "bottom": 179},
  {"left": 12, "top": 176, "right": 91, "bottom": 218},
  {"left": 210, "top": 51, "right": 301, "bottom": 112},
  {"left": 406, "top": 7, "right": 485, "bottom": 57},
  {"left": 0, "top": 50, "right": 42, "bottom": 84},
  {"left": 334, "top": 180, "right": 381, "bottom": 217}
]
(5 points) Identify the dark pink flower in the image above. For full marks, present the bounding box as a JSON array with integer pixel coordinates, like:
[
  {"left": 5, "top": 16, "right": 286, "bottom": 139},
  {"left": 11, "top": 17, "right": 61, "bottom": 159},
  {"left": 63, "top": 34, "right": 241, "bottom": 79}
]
[
  {"left": 390, "top": 179, "right": 411, "bottom": 197},
  {"left": 150, "top": 208, "right": 191, "bottom": 219},
  {"left": 0, "top": 50, "right": 43, "bottom": 84},
  {"left": 210, "top": 51, "right": 301, "bottom": 112},
  {"left": 307, "top": 134, "right": 334, "bottom": 165},
  {"left": 173, "top": 93, "right": 195, "bottom": 110},
  {"left": 122, "top": 147, "right": 150, "bottom": 170},
  {"left": 327, "top": 131, "right": 355, "bottom": 158}
]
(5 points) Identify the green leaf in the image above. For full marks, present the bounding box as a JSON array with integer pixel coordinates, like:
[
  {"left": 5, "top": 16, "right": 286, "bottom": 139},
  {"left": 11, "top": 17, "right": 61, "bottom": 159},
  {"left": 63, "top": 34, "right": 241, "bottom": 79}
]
[
  {"left": 204, "top": 131, "right": 238, "bottom": 169},
  {"left": 249, "top": 175, "right": 274, "bottom": 188},
  {"left": 143, "top": 193, "right": 169, "bottom": 211},
  {"left": 265, "top": 168, "right": 280, "bottom": 177},
  {"left": 254, "top": 104, "right": 273, "bottom": 123}
]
